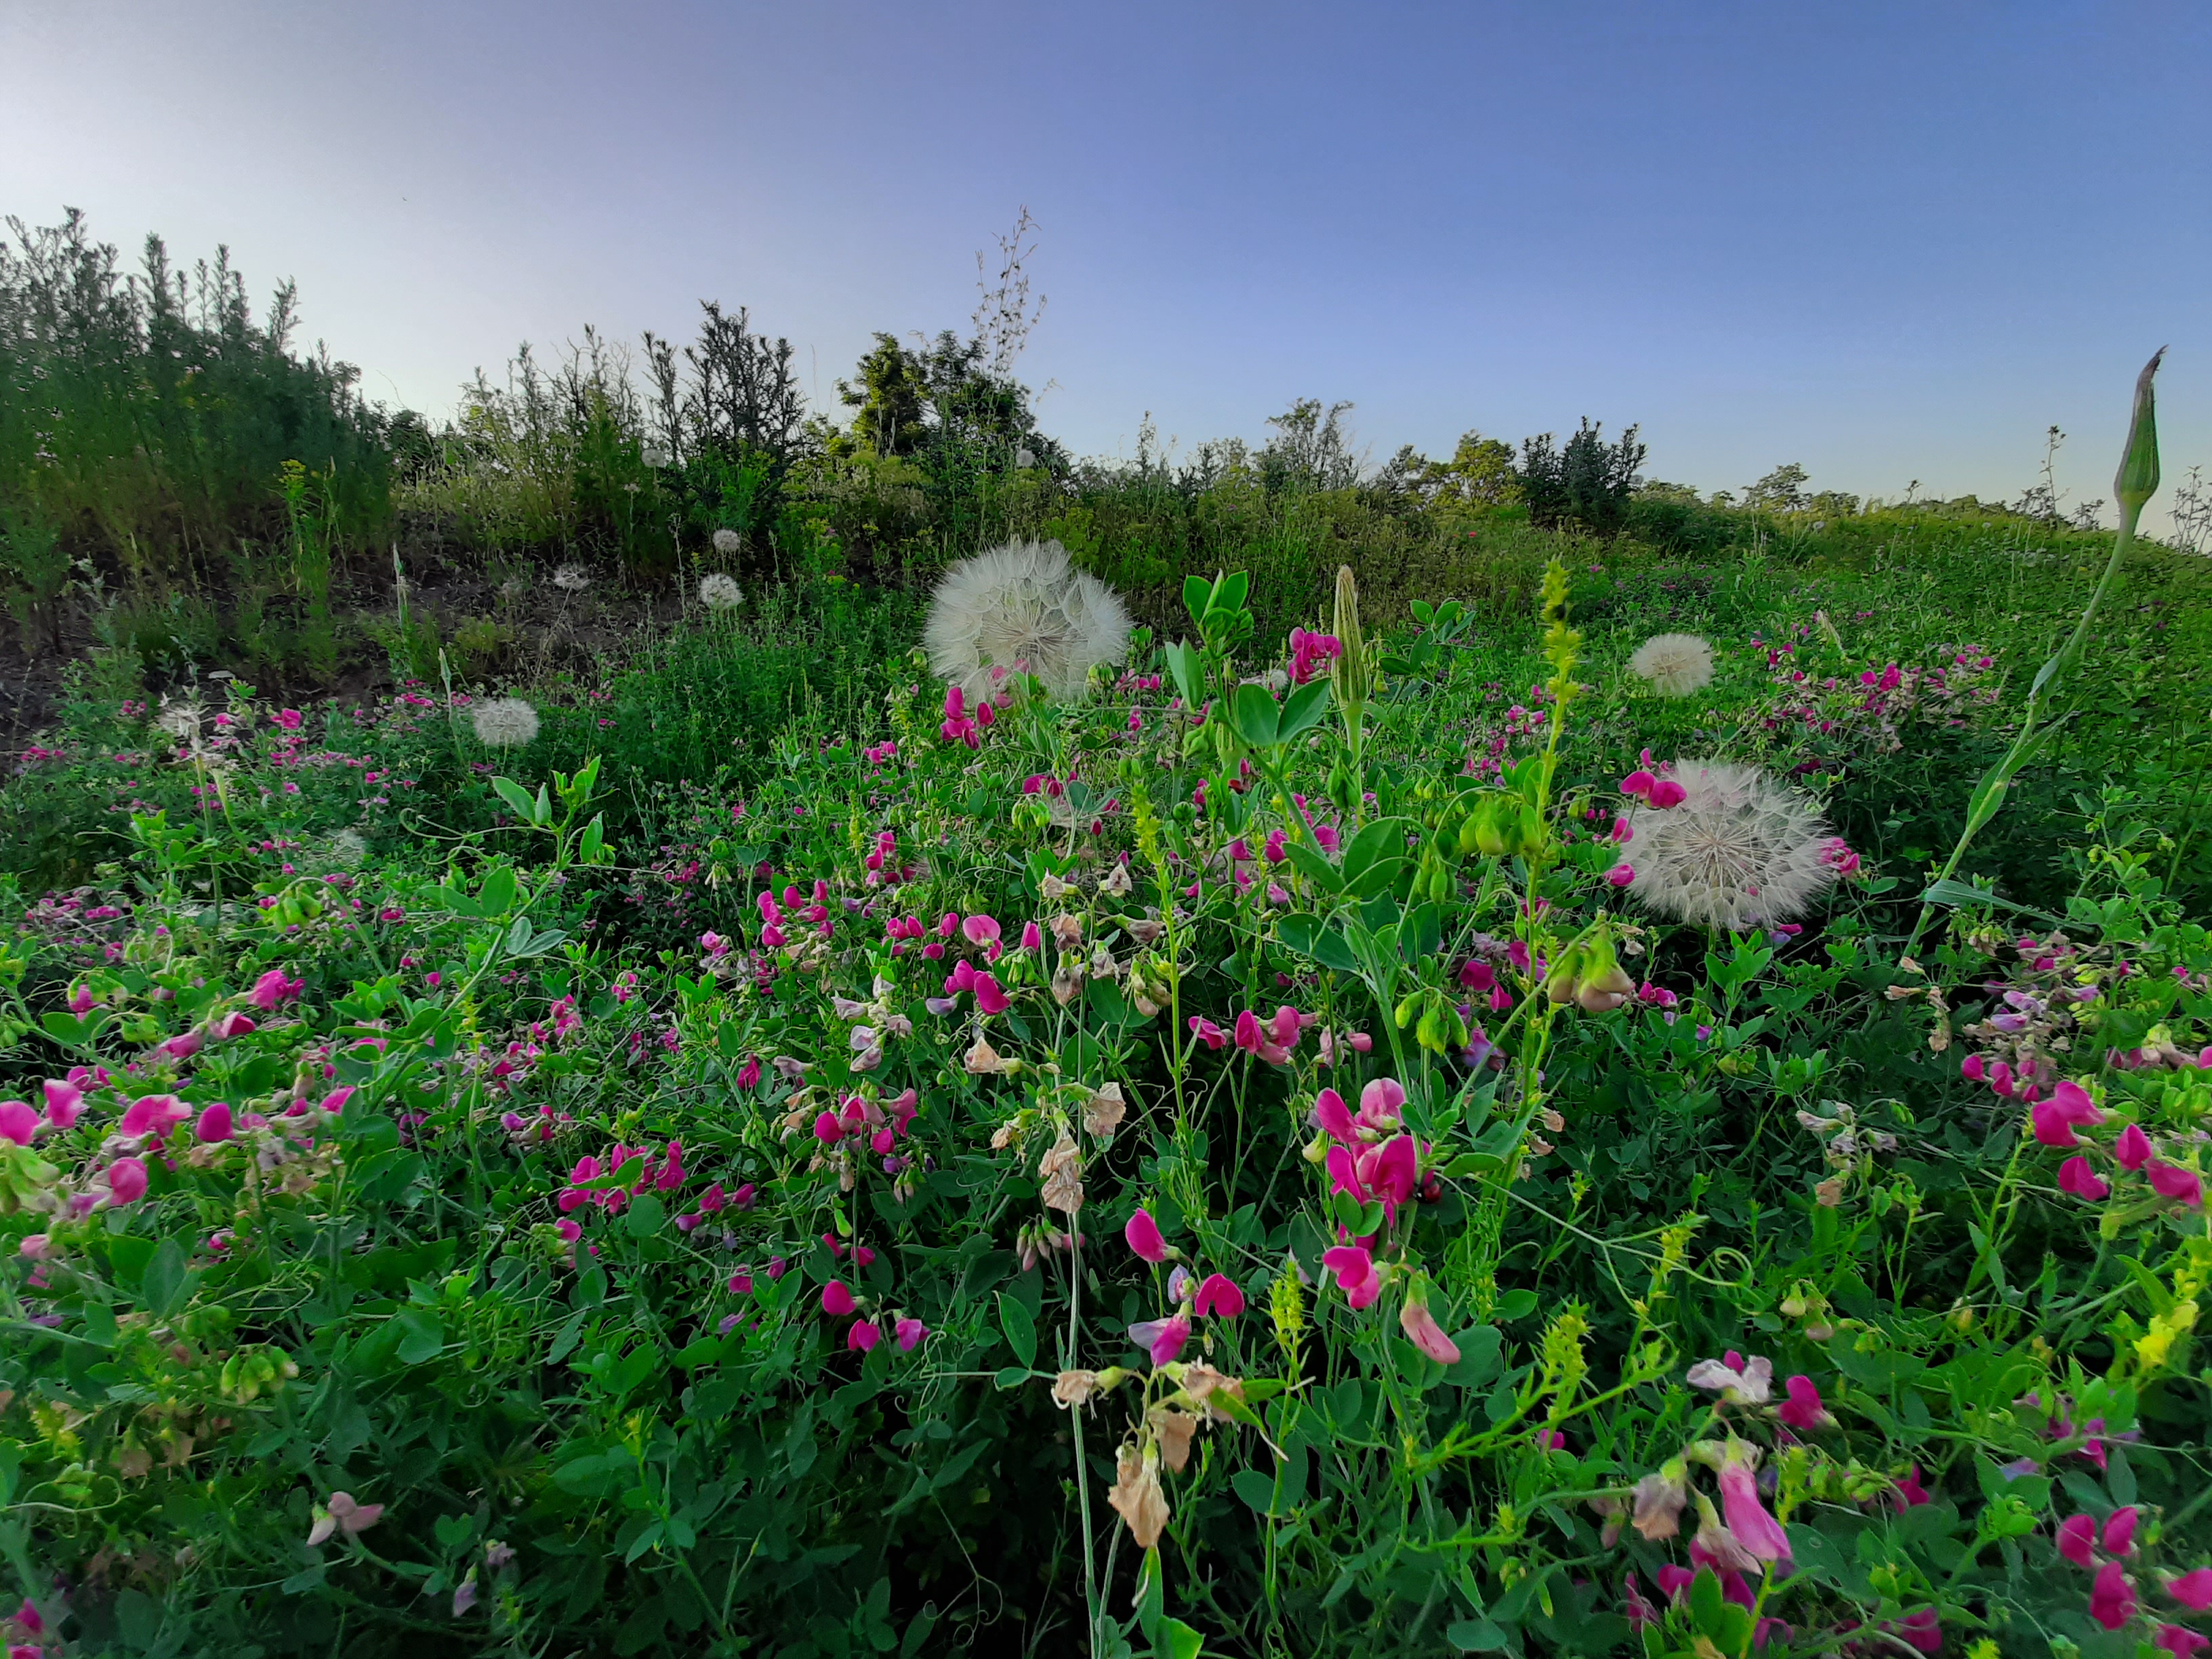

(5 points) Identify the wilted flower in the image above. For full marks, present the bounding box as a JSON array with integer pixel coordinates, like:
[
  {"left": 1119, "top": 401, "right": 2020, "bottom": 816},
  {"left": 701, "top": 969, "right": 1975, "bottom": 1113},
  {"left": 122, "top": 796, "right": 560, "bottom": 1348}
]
[
  {"left": 699, "top": 573, "right": 744, "bottom": 610},
  {"left": 1397, "top": 1278, "right": 1460, "bottom": 1363},
  {"left": 307, "top": 1491, "right": 384, "bottom": 1547},
  {"left": 923, "top": 539, "right": 1132, "bottom": 701},
  {"left": 1713, "top": 1437, "right": 1791, "bottom": 1561},
  {"left": 1687, "top": 1351, "right": 1773, "bottom": 1405},
  {"left": 1619, "top": 760, "right": 1839, "bottom": 930},
  {"left": 1108, "top": 1446, "right": 1168, "bottom": 1548},
  {"left": 471, "top": 698, "right": 541, "bottom": 748},
  {"left": 1631, "top": 1460, "right": 1690, "bottom": 1540},
  {"left": 1629, "top": 633, "right": 1716, "bottom": 697},
  {"left": 552, "top": 562, "right": 592, "bottom": 592}
]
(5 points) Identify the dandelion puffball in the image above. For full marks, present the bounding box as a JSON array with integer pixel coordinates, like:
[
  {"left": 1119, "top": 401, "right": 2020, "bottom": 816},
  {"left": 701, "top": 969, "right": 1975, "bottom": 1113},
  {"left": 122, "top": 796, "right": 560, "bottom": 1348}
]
[
  {"left": 552, "top": 562, "right": 591, "bottom": 592},
  {"left": 924, "top": 538, "right": 1131, "bottom": 701},
  {"left": 712, "top": 528, "right": 741, "bottom": 555},
  {"left": 642, "top": 446, "right": 672, "bottom": 469},
  {"left": 1619, "top": 759, "right": 1837, "bottom": 931},
  {"left": 699, "top": 573, "right": 744, "bottom": 611},
  {"left": 1629, "top": 634, "right": 1716, "bottom": 698},
  {"left": 470, "top": 697, "right": 541, "bottom": 749}
]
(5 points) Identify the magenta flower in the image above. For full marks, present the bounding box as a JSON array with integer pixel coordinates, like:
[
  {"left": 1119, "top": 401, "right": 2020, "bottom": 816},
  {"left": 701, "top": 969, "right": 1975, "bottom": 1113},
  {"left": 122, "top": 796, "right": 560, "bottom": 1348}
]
[
  {"left": 1398, "top": 1289, "right": 1460, "bottom": 1364},
  {"left": 962, "top": 914, "right": 1001, "bottom": 947},
  {"left": 194, "top": 1103, "right": 234, "bottom": 1144},
  {"left": 1358, "top": 1076, "right": 1406, "bottom": 1127},
  {"left": 2106, "top": 1507, "right": 2139, "bottom": 1556},
  {"left": 249, "top": 968, "right": 303, "bottom": 1011},
  {"left": 158, "top": 1031, "right": 203, "bottom": 1061},
  {"left": 1363, "top": 1134, "right": 1419, "bottom": 1219},
  {"left": 1775, "top": 1374, "right": 1832, "bottom": 1430},
  {"left": 1895, "top": 1464, "right": 1931, "bottom": 1507},
  {"left": 2057, "top": 1513, "right": 2097, "bottom": 1568},
  {"left": 1021, "top": 921, "right": 1042, "bottom": 951},
  {"left": 2156, "top": 1625, "right": 2212, "bottom": 1658},
  {"left": 1314, "top": 1088, "right": 1357, "bottom": 1141},
  {"left": 1715, "top": 1438, "right": 1791, "bottom": 1562},
  {"left": 848, "top": 1318, "right": 882, "bottom": 1353},
  {"left": 1193, "top": 1273, "right": 1245, "bottom": 1319},
  {"left": 821, "top": 1281, "right": 856, "bottom": 1315},
  {"left": 1187, "top": 1016, "right": 1229, "bottom": 1050},
  {"left": 0, "top": 1102, "right": 34, "bottom": 1147},
  {"left": 895, "top": 1317, "right": 926, "bottom": 1351},
  {"left": 2091, "top": 1560, "right": 2138, "bottom": 1630},
  {"left": 121, "top": 1094, "right": 190, "bottom": 1138},
  {"left": 41, "top": 1079, "right": 81, "bottom": 1129},
  {"left": 2115, "top": 1123, "right": 2154, "bottom": 1170},
  {"left": 1605, "top": 862, "right": 1635, "bottom": 887},
  {"left": 2149, "top": 1161, "right": 2205, "bottom": 1208},
  {"left": 1322, "top": 1243, "right": 1381, "bottom": 1309},
  {"left": 2031, "top": 1097, "right": 2081, "bottom": 1149},
  {"left": 972, "top": 973, "right": 1010, "bottom": 1015},
  {"left": 209, "top": 1012, "right": 257, "bottom": 1039},
  {"left": 2057, "top": 1156, "right": 2111, "bottom": 1200},
  {"left": 1961, "top": 1054, "right": 1986, "bottom": 1082},
  {"left": 1129, "top": 1313, "right": 1190, "bottom": 1366},
  {"left": 2168, "top": 1569, "right": 2212, "bottom": 1611},
  {"left": 106, "top": 1157, "right": 148, "bottom": 1204},
  {"left": 2048, "top": 1079, "right": 2104, "bottom": 1125},
  {"left": 736, "top": 1055, "right": 762, "bottom": 1090},
  {"left": 1125, "top": 1208, "right": 1170, "bottom": 1263}
]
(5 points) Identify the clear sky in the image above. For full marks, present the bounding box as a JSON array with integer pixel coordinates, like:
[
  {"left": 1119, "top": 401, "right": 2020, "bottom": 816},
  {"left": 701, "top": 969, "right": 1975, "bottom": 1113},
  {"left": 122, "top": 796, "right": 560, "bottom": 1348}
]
[{"left": 4, "top": 1, "right": 2207, "bottom": 527}]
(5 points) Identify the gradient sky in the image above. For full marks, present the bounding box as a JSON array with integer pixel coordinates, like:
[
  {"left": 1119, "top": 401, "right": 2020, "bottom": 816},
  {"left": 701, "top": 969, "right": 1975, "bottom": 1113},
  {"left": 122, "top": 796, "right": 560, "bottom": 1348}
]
[{"left": 5, "top": 1, "right": 2208, "bottom": 527}]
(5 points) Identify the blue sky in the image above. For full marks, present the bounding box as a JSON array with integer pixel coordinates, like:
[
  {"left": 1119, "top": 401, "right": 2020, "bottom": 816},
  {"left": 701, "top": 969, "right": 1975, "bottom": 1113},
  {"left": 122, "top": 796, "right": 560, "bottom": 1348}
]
[{"left": 4, "top": 1, "right": 2207, "bottom": 525}]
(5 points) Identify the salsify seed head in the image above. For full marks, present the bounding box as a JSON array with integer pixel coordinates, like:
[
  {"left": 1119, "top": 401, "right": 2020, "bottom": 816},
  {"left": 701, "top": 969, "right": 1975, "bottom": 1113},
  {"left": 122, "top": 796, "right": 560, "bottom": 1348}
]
[
  {"left": 924, "top": 539, "right": 1130, "bottom": 701},
  {"left": 1628, "top": 633, "right": 1715, "bottom": 697},
  {"left": 1619, "top": 759, "right": 1837, "bottom": 930},
  {"left": 471, "top": 697, "right": 541, "bottom": 749}
]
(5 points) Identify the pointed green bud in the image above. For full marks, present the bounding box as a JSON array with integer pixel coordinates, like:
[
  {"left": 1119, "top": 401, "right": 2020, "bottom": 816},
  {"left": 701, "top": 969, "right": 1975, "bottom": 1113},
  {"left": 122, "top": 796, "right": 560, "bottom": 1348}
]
[{"left": 2114, "top": 348, "right": 2165, "bottom": 512}]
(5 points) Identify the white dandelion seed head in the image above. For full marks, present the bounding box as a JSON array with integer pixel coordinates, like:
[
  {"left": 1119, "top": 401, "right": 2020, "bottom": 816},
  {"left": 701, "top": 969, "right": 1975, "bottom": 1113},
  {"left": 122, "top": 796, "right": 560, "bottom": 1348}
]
[
  {"left": 642, "top": 445, "right": 672, "bottom": 469},
  {"left": 155, "top": 697, "right": 201, "bottom": 741},
  {"left": 1629, "top": 634, "right": 1715, "bottom": 697},
  {"left": 1015, "top": 448, "right": 1037, "bottom": 470},
  {"left": 552, "top": 562, "right": 591, "bottom": 592},
  {"left": 712, "top": 527, "right": 741, "bottom": 555},
  {"left": 327, "top": 829, "right": 367, "bottom": 867},
  {"left": 924, "top": 539, "right": 1132, "bottom": 702},
  {"left": 1621, "top": 760, "right": 1838, "bottom": 931},
  {"left": 699, "top": 573, "right": 744, "bottom": 611},
  {"left": 470, "top": 697, "right": 541, "bottom": 748}
]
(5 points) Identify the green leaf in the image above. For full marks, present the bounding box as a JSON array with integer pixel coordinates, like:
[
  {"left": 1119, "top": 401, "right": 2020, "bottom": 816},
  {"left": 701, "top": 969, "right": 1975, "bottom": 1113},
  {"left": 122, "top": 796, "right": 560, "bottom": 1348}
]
[
  {"left": 491, "top": 777, "right": 538, "bottom": 825},
  {"left": 1231, "top": 1469, "right": 1284, "bottom": 1515},
  {"left": 394, "top": 1308, "right": 445, "bottom": 1365},
  {"left": 1340, "top": 817, "right": 1416, "bottom": 899},
  {"left": 1181, "top": 575, "right": 1212, "bottom": 626},
  {"left": 1156, "top": 1617, "right": 1204, "bottom": 1659},
  {"left": 1229, "top": 684, "right": 1281, "bottom": 750},
  {"left": 626, "top": 1193, "right": 667, "bottom": 1237},
  {"left": 1164, "top": 640, "right": 1206, "bottom": 708},
  {"left": 998, "top": 1292, "right": 1038, "bottom": 1369},
  {"left": 140, "top": 1238, "right": 190, "bottom": 1317},
  {"left": 1276, "top": 912, "right": 1357, "bottom": 971},
  {"left": 1282, "top": 842, "right": 1343, "bottom": 896},
  {"left": 1447, "top": 1619, "right": 1509, "bottom": 1652},
  {"left": 1919, "top": 878, "right": 2065, "bottom": 925},
  {"left": 1276, "top": 678, "right": 1332, "bottom": 742}
]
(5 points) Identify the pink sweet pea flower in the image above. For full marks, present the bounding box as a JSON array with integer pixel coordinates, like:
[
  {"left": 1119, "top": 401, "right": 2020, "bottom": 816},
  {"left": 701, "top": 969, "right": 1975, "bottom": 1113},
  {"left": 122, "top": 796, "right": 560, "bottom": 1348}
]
[
  {"left": 1358, "top": 1076, "right": 1406, "bottom": 1128},
  {"left": 42, "top": 1079, "right": 82, "bottom": 1129},
  {"left": 1399, "top": 1291, "right": 1461, "bottom": 1364},
  {"left": 1125, "top": 1208, "right": 1171, "bottom": 1263},
  {"left": 2091, "top": 1560, "right": 2138, "bottom": 1630},
  {"left": 1775, "top": 1374, "right": 1832, "bottom": 1430},
  {"left": 895, "top": 1317, "right": 926, "bottom": 1351},
  {"left": 962, "top": 914, "right": 1001, "bottom": 947},
  {"left": 2057, "top": 1156, "right": 2111, "bottom": 1200},
  {"left": 1021, "top": 921, "right": 1042, "bottom": 951},
  {"left": 2148, "top": 1160, "right": 2205, "bottom": 1208},
  {"left": 1894, "top": 1464, "right": 1931, "bottom": 1507},
  {"left": 848, "top": 1318, "right": 882, "bottom": 1353},
  {"left": 306, "top": 1491, "right": 384, "bottom": 1547},
  {"left": 2156, "top": 1626, "right": 2212, "bottom": 1658},
  {"left": 1129, "top": 1313, "right": 1190, "bottom": 1366},
  {"left": 821, "top": 1281, "right": 856, "bottom": 1315},
  {"left": 2167, "top": 1570, "right": 2212, "bottom": 1611},
  {"left": 1715, "top": 1438, "right": 1792, "bottom": 1562},
  {"left": 249, "top": 968, "right": 304, "bottom": 1010},
  {"left": 1605, "top": 863, "right": 1635, "bottom": 888},
  {"left": 120, "top": 1094, "right": 190, "bottom": 1138},
  {"left": 194, "top": 1103, "right": 234, "bottom": 1143},
  {"left": 972, "top": 974, "right": 1010, "bottom": 1015},
  {"left": 209, "top": 1012, "right": 257, "bottom": 1039},
  {"left": 1187, "top": 1016, "right": 1229, "bottom": 1050},
  {"left": 1364, "top": 1134, "right": 1419, "bottom": 1219},
  {"left": 0, "top": 1102, "right": 35, "bottom": 1147},
  {"left": 1315, "top": 1088, "right": 1358, "bottom": 1140},
  {"left": 2106, "top": 1507, "right": 2139, "bottom": 1557},
  {"left": 1322, "top": 1243, "right": 1381, "bottom": 1309},
  {"left": 2057, "top": 1513, "right": 2097, "bottom": 1568},
  {"left": 2031, "top": 1097, "right": 2081, "bottom": 1149},
  {"left": 159, "top": 1031, "right": 203, "bottom": 1061},
  {"left": 1193, "top": 1273, "right": 1245, "bottom": 1319},
  {"left": 2114, "top": 1124, "right": 2154, "bottom": 1170},
  {"left": 2048, "top": 1078, "right": 2104, "bottom": 1126}
]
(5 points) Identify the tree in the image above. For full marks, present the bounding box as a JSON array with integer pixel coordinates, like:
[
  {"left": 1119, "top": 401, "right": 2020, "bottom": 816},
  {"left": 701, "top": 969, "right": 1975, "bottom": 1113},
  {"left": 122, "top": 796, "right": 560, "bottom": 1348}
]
[
  {"left": 1518, "top": 419, "right": 1645, "bottom": 533},
  {"left": 1258, "top": 398, "right": 1361, "bottom": 492},
  {"left": 1741, "top": 463, "right": 1810, "bottom": 512},
  {"left": 678, "top": 302, "right": 806, "bottom": 466}
]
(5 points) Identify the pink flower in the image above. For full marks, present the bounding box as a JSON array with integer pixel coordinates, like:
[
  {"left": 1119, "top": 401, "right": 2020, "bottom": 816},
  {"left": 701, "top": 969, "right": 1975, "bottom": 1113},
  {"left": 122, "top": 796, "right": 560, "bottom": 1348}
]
[
  {"left": 2091, "top": 1560, "right": 2137, "bottom": 1630},
  {"left": 736, "top": 1055, "right": 762, "bottom": 1090},
  {"left": 2115, "top": 1124, "right": 2154, "bottom": 1170},
  {"left": 2048, "top": 1079, "right": 2104, "bottom": 1126},
  {"left": 973, "top": 974, "right": 1010, "bottom": 1015},
  {"left": 2149, "top": 1160, "right": 2205, "bottom": 1208},
  {"left": 821, "top": 1281, "right": 856, "bottom": 1315},
  {"left": 1363, "top": 1134, "right": 1419, "bottom": 1218},
  {"left": 1193, "top": 1273, "right": 1245, "bottom": 1319},
  {"left": 273, "top": 708, "right": 304, "bottom": 731},
  {"left": 1961, "top": 1054, "right": 1986, "bottom": 1082},
  {"left": 2057, "top": 1156, "right": 2111, "bottom": 1200},
  {"left": 1605, "top": 862, "right": 1635, "bottom": 887},
  {"left": 895, "top": 1317, "right": 926, "bottom": 1351},
  {"left": 1130, "top": 1313, "right": 1190, "bottom": 1365},
  {"left": 1895, "top": 1464, "right": 1931, "bottom": 1507},
  {"left": 962, "top": 914, "right": 1002, "bottom": 947},
  {"left": 2057, "top": 1513, "right": 2097, "bottom": 1568},
  {"left": 1187, "top": 1016, "right": 1229, "bottom": 1050},
  {"left": 1399, "top": 1293, "right": 1460, "bottom": 1364},
  {"left": 848, "top": 1318, "right": 882, "bottom": 1353},
  {"left": 0, "top": 1101, "right": 35, "bottom": 1147},
  {"left": 1715, "top": 1438, "right": 1792, "bottom": 1562},
  {"left": 159, "top": 1031, "right": 203, "bottom": 1061},
  {"left": 194, "top": 1103, "right": 234, "bottom": 1143},
  {"left": 1775, "top": 1374, "right": 1832, "bottom": 1430},
  {"left": 41, "top": 1079, "right": 81, "bottom": 1129},
  {"left": 209, "top": 1012, "right": 257, "bottom": 1039},
  {"left": 2106, "top": 1507, "right": 2139, "bottom": 1556},
  {"left": 1021, "top": 921, "right": 1042, "bottom": 951},
  {"left": 2031, "top": 1097, "right": 2081, "bottom": 1149},
  {"left": 306, "top": 1491, "right": 384, "bottom": 1547},
  {"left": 120, "top": 1094, "right": 190, "bottom": 1138},
  {"left": 1359, "top": 1076, "right": 1406, "bottom": 1127},
  {"left": 1322, "top": 1243, "right": 1381, "bottom": 1309},
  {"left": 1687, "top": 1353, "right": 1774, "bottom": 1406},
  {"left": 2167, "top": 1570, "right": 2212, "bottom": 1611},
  {"left": 1125, "top": 1208, "right": 1171, "bottom": 1263},
  {"left": 2156, "top": 1626, "right": 2212, "bottom": 1658},
  {"left": 249, "top": 968, "right": 303, "bottom": 1010},
  {"left": 1315, "top": 1088, "right": 1358, "bottom": 1140}
]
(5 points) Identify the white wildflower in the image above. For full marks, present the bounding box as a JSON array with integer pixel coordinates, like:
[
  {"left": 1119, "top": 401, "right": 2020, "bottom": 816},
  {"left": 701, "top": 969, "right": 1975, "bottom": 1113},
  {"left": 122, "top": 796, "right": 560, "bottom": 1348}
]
[
  {"left": 1620, "top": 760, "right": 1837, "bottom": 931},
  {"left": 923, "top": 539, "right": 1131, "bottom": 701},
  {"left": 1629, "top": 634, "right": 1715, "bottom": 697},
  {"left": 699, "top": 573, "right": 743, "bottom": 611},
  {"left": 712, "top": 528, "right": 741, "bottom": 555},
  {"left": 470, "top": 697, "right": 541, "bottom": 749},
  {"left": 642, "top": 445, "right": 672, "bottom": 469},
  {"left": 552, "top": 562, "right": 592, "bottom": 593}
]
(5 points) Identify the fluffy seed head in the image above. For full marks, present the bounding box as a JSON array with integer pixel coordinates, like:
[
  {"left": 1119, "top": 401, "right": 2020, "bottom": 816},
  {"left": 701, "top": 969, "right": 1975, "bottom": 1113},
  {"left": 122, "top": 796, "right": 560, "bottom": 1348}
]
[
  {"left": 1629, "top": 634, "right": 1715, "bottom": 697},
  {"left": 471, "top": 697, "right": 541, "bottom": 749},
  {"left": 1620, "top": 760, "right": 1837, "bottom": 930},
  {"left": 327, "top": 830, "right": 368, "bottom": 868},
  {"left": 552, "top": 562, "right": 591, "bottom": 592},
  {"left": 699, "top": 573, "right": 744, "bottom": 611},
  {"left": 712, "top": 528, "right": 741, "bottom": 555},
  {"left": 924, "top": 539, "right": 1131, "bottom": 701}
]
